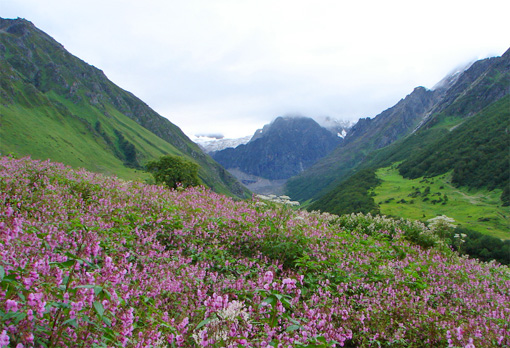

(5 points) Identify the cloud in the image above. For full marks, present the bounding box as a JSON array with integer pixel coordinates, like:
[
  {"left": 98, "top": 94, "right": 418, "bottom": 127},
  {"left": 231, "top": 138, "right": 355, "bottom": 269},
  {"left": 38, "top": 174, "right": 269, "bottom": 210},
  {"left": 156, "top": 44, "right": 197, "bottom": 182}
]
[{"left": 3, "top": 0, "right": 510, "bottom": 138}]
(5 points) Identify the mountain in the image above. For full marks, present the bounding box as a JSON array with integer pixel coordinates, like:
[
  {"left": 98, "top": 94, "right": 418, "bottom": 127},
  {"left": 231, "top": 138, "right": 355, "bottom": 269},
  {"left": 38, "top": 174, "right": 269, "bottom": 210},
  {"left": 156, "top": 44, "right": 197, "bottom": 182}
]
[
  {"left": 0, "top": 17, "right": 250, "bottom": 198},
  {"left": 193, "top": 134, "right": 252, "bottom": 153},
  {"left": 314, "top": 115, "right": 353, "bottom": 138},
  {"left": 211, "top": 116, "right": 342, "bottom": 181},
  {"left": 286, "top": 86, "right": 443, "bottom": 201},
  {"left": 304, "top": 49, "right": 510, "bottom": 238}
]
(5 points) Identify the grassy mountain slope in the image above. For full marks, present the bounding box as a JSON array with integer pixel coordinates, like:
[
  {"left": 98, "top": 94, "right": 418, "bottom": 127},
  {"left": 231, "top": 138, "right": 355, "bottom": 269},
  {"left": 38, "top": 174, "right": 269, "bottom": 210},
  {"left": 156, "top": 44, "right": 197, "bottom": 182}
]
[
  {"left": 1, "top": 156, "right": 509, "bottom": 347},
  {"left": 308, "top": 168, "right": 381, "bottom": 216},
  {"left": 398, "top": 97, "right": 510, "bottom": 194},
  {"left": 313, "top": 98, "right": 510, "bottom": 239},
  {"left": 300, "top": 49, "right": 510, "bottom": 239},
  {"left": 0, "top": 17, "right": 249, "bottom": 198}
]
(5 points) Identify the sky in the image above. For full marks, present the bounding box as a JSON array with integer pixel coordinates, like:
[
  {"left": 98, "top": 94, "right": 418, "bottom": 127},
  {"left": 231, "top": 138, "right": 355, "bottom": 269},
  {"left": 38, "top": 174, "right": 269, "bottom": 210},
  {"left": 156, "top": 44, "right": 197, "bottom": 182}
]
[{"left": 3, "top": 0, "right": 510, "bottom": 139}]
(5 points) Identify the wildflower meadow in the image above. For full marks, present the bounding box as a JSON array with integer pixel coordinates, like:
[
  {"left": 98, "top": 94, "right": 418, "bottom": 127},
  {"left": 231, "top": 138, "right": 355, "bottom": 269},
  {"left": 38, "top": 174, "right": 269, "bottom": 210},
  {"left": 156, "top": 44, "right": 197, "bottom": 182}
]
[{"left": 0, "top": 156, "right": 509, "bottom": 347}]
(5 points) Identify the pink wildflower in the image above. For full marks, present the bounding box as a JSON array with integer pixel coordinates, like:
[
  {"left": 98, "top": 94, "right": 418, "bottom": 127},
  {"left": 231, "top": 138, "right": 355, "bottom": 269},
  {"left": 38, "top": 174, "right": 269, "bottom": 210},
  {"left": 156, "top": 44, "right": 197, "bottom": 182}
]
[
  {"left": 5, "top": 299, "right": 18, "bottom": 312},
  {"left": 263, "top": 271, "right": 273, "bottom": 283},
  {"left": 465, "top": 338, "right": 475, "bottom": 348},
  {"left": 0, "top": 330, "right": 9, "bottom": 347}
]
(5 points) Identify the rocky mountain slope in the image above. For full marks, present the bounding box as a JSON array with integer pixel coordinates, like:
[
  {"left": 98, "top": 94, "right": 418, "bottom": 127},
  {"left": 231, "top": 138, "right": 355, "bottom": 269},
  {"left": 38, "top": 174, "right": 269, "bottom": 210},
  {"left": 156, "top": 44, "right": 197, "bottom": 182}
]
[
  {"left": 211, "top": 116, "right": 342, "bottom": 180},
  {"left": 0, "top": 17, "right": 249, "bottom": 198}
]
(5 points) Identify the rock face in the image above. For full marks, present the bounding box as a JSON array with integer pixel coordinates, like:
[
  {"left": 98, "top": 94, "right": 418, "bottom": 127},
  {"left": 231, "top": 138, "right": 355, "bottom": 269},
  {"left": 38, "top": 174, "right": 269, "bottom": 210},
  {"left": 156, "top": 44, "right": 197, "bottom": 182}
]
[
  {"left": 345, "top": 86, "right": 441, "bottom": 149},
  {"left": 212, "top": 116, "right": 342, "bottom": 180}
]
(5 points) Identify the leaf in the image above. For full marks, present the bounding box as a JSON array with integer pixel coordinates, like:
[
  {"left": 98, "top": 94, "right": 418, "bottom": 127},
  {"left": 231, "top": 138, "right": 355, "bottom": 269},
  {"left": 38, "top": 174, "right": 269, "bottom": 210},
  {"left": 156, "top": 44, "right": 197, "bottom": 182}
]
[
  {"left": 102, "top": 315, "right": 112, "bottom": 327},
  {"left": 2, "top": 311, "right": 26, "bottom": 324},
  {"left": 262, "top": 296, "right": 276, "bottom": 306},
  {"left": 94, "top": 286, "right": 104, "bottom": 297},
  {"left": 17, "top": 291, "right": 26, "bottom": 302},
  {"left": 57, "top": 260, "right": 76, "bottom": 268},
  {"left": 315, "top": 336, "right": 327, "bottom": 344},
  {"left": 82, "top": 315, "right": 95, "bottom": 325},
  {"left": 102, "top": 289, "right": 112, "bottom": 300},
  {"left": 285, "top": 324, "right": 301, "bottom": 332},
  {"left": 64, "top": 251, "right": 79, "bottom": 259},
  {"left": 50, "top": 301, "right": 71, "bottom": 309},
  {"left": 93, "top": 301, "right": 104, "bottom": 318},
  {"left": 0, "top": 266, "right": 4, "bottom": 281},
  {"left": 75, "top": 285, "right": 96, "bottom": 289},
  {"left": 195, "top": 317, "right": 212, "bottom": 330},
  {"left": 63, "top": 318, "right": 78, "bottom": 328}
]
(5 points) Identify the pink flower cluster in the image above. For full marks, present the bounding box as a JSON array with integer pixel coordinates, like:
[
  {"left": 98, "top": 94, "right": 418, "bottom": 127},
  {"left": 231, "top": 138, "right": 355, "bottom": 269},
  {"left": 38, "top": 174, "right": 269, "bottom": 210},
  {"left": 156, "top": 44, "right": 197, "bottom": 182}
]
[{"left": 0, "top": 156, "right": 509, "bottom": 347}]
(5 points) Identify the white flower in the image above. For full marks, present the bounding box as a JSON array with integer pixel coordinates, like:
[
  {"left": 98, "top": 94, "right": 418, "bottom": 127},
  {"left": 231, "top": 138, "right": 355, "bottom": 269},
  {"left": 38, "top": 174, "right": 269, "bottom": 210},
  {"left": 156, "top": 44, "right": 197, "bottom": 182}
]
[{"left": 192, "top": 300, "right": 250, "bottom": 345}]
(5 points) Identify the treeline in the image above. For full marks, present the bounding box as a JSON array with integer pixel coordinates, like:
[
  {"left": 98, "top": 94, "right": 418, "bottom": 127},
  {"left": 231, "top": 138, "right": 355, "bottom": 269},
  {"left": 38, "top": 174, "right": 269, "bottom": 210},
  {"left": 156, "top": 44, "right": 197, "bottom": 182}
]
[
  {"left": 450, "top": 227, "right": 510, "bottom": 265},
  {"left": 308, "top": 168, "right": 381, "bottom": 216},
  {"left": 398, "top": 98, "right": 510, "bottom": 205}
]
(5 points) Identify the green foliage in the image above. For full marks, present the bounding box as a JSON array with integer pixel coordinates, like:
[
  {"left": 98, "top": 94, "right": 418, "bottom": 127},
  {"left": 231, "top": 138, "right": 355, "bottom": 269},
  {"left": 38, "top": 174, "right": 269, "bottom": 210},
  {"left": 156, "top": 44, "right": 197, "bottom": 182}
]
[
  {"left": 113, "top": 129, "right": 140, "bottom": 168},
  {"left": 450, "top": 227, "right": 510, "bottom": 265},
  {"left": 146, "top": 155, "right": 202, "bottom": 189},
  {"left": 502, "top": 184, "right": 510, "bottom": 207},
  {"left": 308, "top": 168, "right": 381, "bottom": 216}
]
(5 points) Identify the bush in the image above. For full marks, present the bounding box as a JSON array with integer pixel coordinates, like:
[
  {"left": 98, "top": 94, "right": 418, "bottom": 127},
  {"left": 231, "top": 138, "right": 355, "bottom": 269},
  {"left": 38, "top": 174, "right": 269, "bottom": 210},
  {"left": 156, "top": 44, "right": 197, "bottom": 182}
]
[{"left": 146, "top": 155, "right": 201, "bottom": 189}]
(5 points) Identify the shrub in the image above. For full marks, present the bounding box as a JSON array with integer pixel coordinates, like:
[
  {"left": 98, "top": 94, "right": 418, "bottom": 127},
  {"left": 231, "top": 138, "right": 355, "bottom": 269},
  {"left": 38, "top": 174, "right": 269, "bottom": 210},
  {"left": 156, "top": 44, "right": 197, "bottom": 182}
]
[{"left": 146, "top": 154, "right": 201, "bottom": 189}]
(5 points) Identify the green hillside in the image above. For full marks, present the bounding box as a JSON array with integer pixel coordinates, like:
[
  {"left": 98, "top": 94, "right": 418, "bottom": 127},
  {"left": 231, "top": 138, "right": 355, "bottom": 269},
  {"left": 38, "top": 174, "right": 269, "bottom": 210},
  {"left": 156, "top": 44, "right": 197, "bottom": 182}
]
[
  {"left": 300, "top": 49, "right": 510, "bottom": 242},
  {"left": 287, "top": 49, "right": 509, "bottom": 204},
  {"left": 307, "top": 97, "right": 510, "bottom": 240},
  {"left": 373, "top": 166, "right": 509, "bottom": 240},
  {"left": 0, "top": 17, "right": 250, "bottom": 198},
  {"left": 308, "top": 168, "right": 381, "bottom": 216},
  {"left": 0, "top": 79, "right": 180, "bottom": 180},
  {"left": 2, "top": 156, "right": 509, "bottom": 347},
  {"left": 398, "top": 97, "right": 510, "bottom": 198}
]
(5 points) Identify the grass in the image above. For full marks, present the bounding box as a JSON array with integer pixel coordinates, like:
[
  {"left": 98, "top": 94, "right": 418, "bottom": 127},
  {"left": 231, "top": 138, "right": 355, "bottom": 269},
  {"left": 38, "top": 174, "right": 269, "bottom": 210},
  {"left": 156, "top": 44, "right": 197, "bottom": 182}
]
[
  {"left": 373, "top": 165, "right": 510, "bottom": 240},
  {"left": 0, "top": 102, "right": 150, "bottom": 181}
]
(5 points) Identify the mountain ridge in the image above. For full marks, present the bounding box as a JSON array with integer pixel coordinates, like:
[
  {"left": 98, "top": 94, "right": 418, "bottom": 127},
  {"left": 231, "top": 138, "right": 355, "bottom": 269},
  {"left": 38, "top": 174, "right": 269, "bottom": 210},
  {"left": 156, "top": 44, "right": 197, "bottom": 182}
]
[
  {"left": 286, "top": 85, "right": 443, "bottom": 201},
  {"left": 0, "top": 17, "right": 250, "bottom": 198}
]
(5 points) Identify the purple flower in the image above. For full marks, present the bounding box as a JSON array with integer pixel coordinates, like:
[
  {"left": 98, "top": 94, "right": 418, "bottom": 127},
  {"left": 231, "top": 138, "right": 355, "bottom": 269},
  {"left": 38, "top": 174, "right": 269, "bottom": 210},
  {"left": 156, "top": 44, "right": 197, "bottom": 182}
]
[
  {"left": 0, "top": 330, "right": 9, "bottom": 347},
  {"left": 5, "top": 299, "right": 18, "bottom": 312}
]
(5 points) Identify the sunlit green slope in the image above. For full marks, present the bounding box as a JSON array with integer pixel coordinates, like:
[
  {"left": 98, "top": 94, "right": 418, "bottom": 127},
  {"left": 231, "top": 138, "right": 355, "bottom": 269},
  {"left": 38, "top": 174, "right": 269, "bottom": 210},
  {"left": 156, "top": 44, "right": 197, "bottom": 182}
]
[
  {"left": 373, "top": 166, "right": 509, "bottom": 240},
  {"left": 0, "top": 17, "right": 250, "bottom": 198}
]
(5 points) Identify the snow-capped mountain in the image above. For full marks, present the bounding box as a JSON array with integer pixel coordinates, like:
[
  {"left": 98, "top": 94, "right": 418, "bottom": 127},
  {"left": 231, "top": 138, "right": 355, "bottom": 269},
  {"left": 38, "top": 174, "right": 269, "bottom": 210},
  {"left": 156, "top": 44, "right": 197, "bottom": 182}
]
[
  {"left": 314, "top": 116, "right": 354, "bottom": 138},
  {"left": 193, "top": 135, "right": 252, "bottom": 154}
]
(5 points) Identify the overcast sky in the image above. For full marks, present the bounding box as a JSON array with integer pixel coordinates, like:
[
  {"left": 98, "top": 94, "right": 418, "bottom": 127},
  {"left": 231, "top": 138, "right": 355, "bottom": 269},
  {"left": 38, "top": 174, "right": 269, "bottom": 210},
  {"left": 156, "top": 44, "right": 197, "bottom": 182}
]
[{"left": 3, "top": 0, "right": 509, "bottom": 138}]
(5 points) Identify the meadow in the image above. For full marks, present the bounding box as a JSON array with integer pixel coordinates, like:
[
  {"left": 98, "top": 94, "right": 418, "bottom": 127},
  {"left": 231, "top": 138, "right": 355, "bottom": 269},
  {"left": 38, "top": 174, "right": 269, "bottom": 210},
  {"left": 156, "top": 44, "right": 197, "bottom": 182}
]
[
  {"left": 373, "top": 165, "right": 509, "bottom": 240},
  {"left": 1, "top": 156, "right": 509, "bottom": 347}
]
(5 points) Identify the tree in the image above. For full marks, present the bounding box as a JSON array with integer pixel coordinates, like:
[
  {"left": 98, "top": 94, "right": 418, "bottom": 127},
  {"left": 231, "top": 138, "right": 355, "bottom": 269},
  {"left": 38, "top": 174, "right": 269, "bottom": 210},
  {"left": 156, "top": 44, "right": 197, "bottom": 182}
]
[{"left": 146, "top": 155, "right": 201, "bottom": 189}]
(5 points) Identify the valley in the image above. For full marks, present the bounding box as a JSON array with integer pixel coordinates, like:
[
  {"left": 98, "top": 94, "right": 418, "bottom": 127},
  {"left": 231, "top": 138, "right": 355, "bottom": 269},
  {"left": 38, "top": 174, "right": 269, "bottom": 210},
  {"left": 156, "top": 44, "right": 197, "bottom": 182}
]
[{"left": 0, "top": 14, "right": 509, "bottom": 348}]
